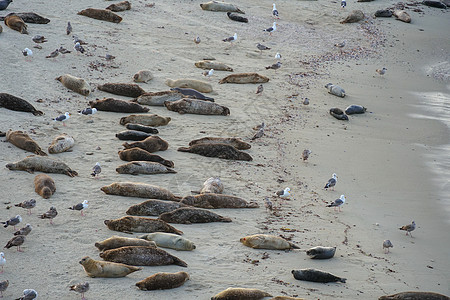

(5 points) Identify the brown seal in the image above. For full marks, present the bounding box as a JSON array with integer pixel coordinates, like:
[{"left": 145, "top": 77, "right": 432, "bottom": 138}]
[
  {"left": 136, "top": 272, "right": 189, "bottom": 290},
  {"left": 240, "top": 234, "right": 299, "bottom": 250},
  {"left": 4, "top": 15, "right": 28, "bottom": 34},
  {"left": 0, "top": 12, "right": 50, "bottom": 24},
  {"left": 159, "top": 207, "right": 232, "bottom": 224},
  {"left": 94, "top": 236, "right": 156, "bottom": 251},
  {"left": 126, "top": 199, "right": 187, "bottom": 216},
  {"left": 165, "top": 78, "right": 213, "bottom": 93},
  {"left": 177, "top": 144, "right": 253, "bottom": 161},
  {"left": 212, "top": 288, "right": 272, "bottom": 300},
  {"left": 99, "top": 246, "right": 188, "bottom": 267},
  {"left": 120, "top": 114, "right": 171, "bottom": 126},
  {"left": 6, "top": 155, "right": 78, "bottom": 177},
  {"left": 0, "top": 93, "right": 43, "bottom": 116},
  {"left": 79, "top": 256, "right": 141, "bottom": 278},
  {"left": 379, "top": 291, "right": 450, "bottom": 300},
  {"left": 104, "top": 216, "right": 183, "bottom": 234},
  {"left": 106, "top": 1, "right": 131, "bottom": 12},
  {"left": 116, "top": 161, "right": 176, "bottom": 175},
  {"left": 164, "top": 98, "right": 230, "bottom": 115},
  {"left": 194, "top": 60, "right": 233, "bottom": 71},
  {"left": 123, "top": 136, "right": 169, "bottom": 153},
  {"left": 200, "top": 1, "right": 245, "bottom": 13},
  {"left": 98, "top": 83, "right": 145, "bottom": 97},
  {"left": 34, "top": 174, "right": 56, "bottom": 199},
  {"left": 6, "top": 130, "right": 47, "bottom": 156},
  {"left": 89, "top": 98, "right": 149, "bottom": 113},
  {"left": 181, "top": 193, "right": 259, "bottom": 209},
  {"left": 340, "top": 10, "right": 365, "bottom": 24},
  {"left": 136, "top": 91, "right": 182, "bottom": 106},
  {"left": 77, "top": 8, "right": 122, "bottom": 23},
  {"left": 219, "top": 73, "right": 269, "bottom": 84},
  {"left": 56, "top": 74, "right": 90, "bottom": 96},
  {"left": 101, "top": 182, "right": 181, "bottom": 200},
  {"left": 118, "top": 148, "right": 174, "bottom": 168},
  {"left": 48, "top": 134, "right": 75, "bottom": 154},
  {"left": 189, "top": 137, "right": 251, "bottom": 150}
]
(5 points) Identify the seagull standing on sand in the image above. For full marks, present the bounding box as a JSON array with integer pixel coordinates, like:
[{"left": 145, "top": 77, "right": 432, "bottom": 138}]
[
  {"left": 194, "top": 36, "right": 201, "bottom": 46},
  {"left": 15, "top": 199, "right": 36, "bottom": 215},
  {"left": 67, "top": 21, "right": 72, "bottom": 35},
  {"left": 277, "top": 187, "right": 291, "bottom": 198},
  {"left": 256, "top": 84, "right": 264, "bottom": 95},
  {"left": 74, "top": 42, "right": 85, "bottom": 54},
  {"left": 58, "top": 46, "right": 71, "bottom": 54},
  {"left": 264, "top": 22, "right": 277, "bottom": 35},
  {"left": 272, "top": 3, "right": 279, "bottom": 18},
  {"left": 53, "top": 112, "right": 70, "bottom": 126},
  {"left": 399, "top": 221, "right": 416, "bottom": 237},
  {"left": 0, "top": 252, "right": 5, "bottom": 273},
  {"left": 327, "top": 194, "right": 346, "bottom": 212},
  {"left": 334, "top": 41, "right": 345, "bottom": 53},
  {"left": 303, "top": 98, "right": 310, "bottom": 105},
  {"left": 32, "top": 35, "right": 47, "bottom": 43},
  {"left": 264, "top": 197, "right": 273, "bottom": 212},
  {"left": 91, "top": 162, "right": 101, "bottom": 178},
  {"left": 223, "top": 33, "right": 237, "bottom": 45},
  {"left": 202, "top": 69, "right": 214, "bottom": 78},
  {"left": 79, "top": 107, "right": 97, "bottom": 115},
  {"left": 4, "top": 235, "right": 25, "bottom": 252},
  {"left": 324, "top": 173, "right": 337, "bottom": 190},
  {"left": 383, "top": 240, "right": 393, "bottom": 253},
  {"left": 46, "top": 49, "right": 59, "bottom": 59},
  {"left": 69, "top": 200, "right": 89, "bottom": 216},
  {"left": 257, "top": 43, "right": 271, "bottom": 54},
  {"left": 73, "top": 35, "right": 87, "bottom": 45},
  {"left": 1, "top": 215, "right": 22, "bottom": 230},
  {"left": 39, "top": 207, "right": 58, "bottom": 225},
  {"left": 16, "top": 289, "right": 38, "bottom": 300},
  {"left": 70, "top": 282, "right": 89, "bottom": 300},
  {"left": 341, "top": 0, "right": 346, "bottom": 8},
  {"left": 0, "top": 280, "right": 8, "bottom": 298},
  {"left": 302, "top": 149, "right": 311, "bottom": 161},
  {"left": 275, "top": 52, "right": 282, "bottom": 60},
  {"left": 14, "top": 224, "right": 32, "bottom": 236},
  {"left": 22, "top": 48, "right": 33, "bottom": 61},
  {"left": 251, "top": 123, "right": 265, "bottom": 140},
  {"left": 376, "top": 67, "right": 387, "bottom": 76},
  {"left": 266, "top": 61, "right": 282, "bottom": 70}
]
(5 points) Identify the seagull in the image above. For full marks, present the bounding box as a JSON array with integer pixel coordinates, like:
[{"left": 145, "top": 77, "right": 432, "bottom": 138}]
[
  {"left": 376, "top": 67, "right": 387, "bottom": 76},
  {"left": 277, "top": 187, "right": 291, "bottom": 198},
  {"left": 72, "top": 35, "right": 87, "bottom": 45},
  {"left": 0, "top": 252, "right": 5, "bottom": 273},
  {"left": 74, "top": 42, "right": 85, "bottom": 54},
  {"left": 223, "top": 33, "right": 237, "bottom": 44},
  {"left": 327, "top": 194, "right": 346, "bottom": 212},
  {"left": 264, "top": 197, "right": 273, "bottom": 212},
  {"left": 14, "top": 224, "right": 32, "bottom": 236},
  {"left": 46, "top": 49, "right": 59, "bottom": 59},
  {"left": 0, "top": 280, "right": 8, "bottom": 298},
  {"left": 272, "top": 3, "right": 279, "bottom": 18},
  {"left": 32, "top": 35, "right": 47, "bottom": 43},
  {"left": 67, "top": 21, "right": 72, "bottom": 35},
  {"left": 105, "top": 54, "right": 115, "bottom": 61},
  {"left": 22, "top": 48, "right": 33, "bottom": 61},
  {"left": 202, "top": 69, "right": 214, "bottom": 78},
  {"left": 334, "top": 41, "right": 345, "bottom": 53},
  {"left": 303, "top": 98, "right": 310, "bottom": 105},
  {"left": 53, "top": 112, "right": 70, "bottom": 126},
  {"left": 70, "top": 282, "right": 89, "bottom": 300},
  {"left": 4, "top": 235, "right": 25, "bottom": 252},
  {"left": 194, "top": 36, "right": 201, "bottom": 45},
  {"left": 399, "top": 221, "right": 416, "bottom": 237},
  {"left": 15, "top": 199, "right": 36, "bottom": 215},
  {"left": 275, "top": 52, "right": 281, "bottom": 60},
  {"left": 253, "top": 122, "right": 265, "bottom": 131},
  {"left": 324, "top": 173, "right": 337, "bottom": 190},
  {"left": 265, "top": 61, "right": 281, "bottom": 70},
  {"left": 58, "top": 46, "right": 71, "bottom": 54},
  {"left": 263, "top": 22, "right": 277, "bottom": 35},
  {"left": 16, "top": 289, "right": 38, "bottom": 300},
  {"left": 38, "top": 207, "right": 58, "bottom": 225},
  {"left": 256, "top": 84, "right": 264, "bottom": 95},
  {"left": 69, "top": 200, "right": 88, "bottom": 216},
  {"left": 383, "top": 240, "right": 393, "bottom": 253},
  {"left": 302, "top": 149, "right": 311, "bottom": 161},
  {"left": 257, "top": 43, "right": 271, "bottom": 53},
  {"left": 251, "top": 124, "right": 265, "bottom": 140},
  {"left": 341, "top": 0, "right": 346, "bottom": 8},
  {"left": 79, "top": 107, "right": 97, "bottom": 115},
  {"left": 1, "top": 215, "right": 22, "bottom": 230},
  {"left": 91, "top": 162, "right": 101, "bottom": 178}
]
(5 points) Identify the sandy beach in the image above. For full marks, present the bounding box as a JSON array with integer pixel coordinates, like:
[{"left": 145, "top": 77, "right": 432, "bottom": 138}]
[{"left": 0, "top": 0, "right": 449, "bottom": 299}]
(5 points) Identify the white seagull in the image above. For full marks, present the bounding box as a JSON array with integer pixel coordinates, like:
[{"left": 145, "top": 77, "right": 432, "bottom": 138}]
[
  {"left": 399, "top": 220, "right": 416, "bottom": 237},
  {"left": 0, "top": 252, "right": 5, "bottom": 273},
  {"left": 69, "top": 200, "right": 89, "bottom": 216},
  {"left": 272, "top": 3, "right": 279, "bottom": 18},
  {"left": 22, "top": 48, "right": 33, "bottom": 61},
  {"left": 327, "top": 194, "right": 346, "bottom": 212},
  {"left": 53, "top": 112, "right": 71, "bottom": 126},
  {"left": 276, "top": 187, "right": 291, "bottom": 198},
  {"left": 91, "top": 162, "right": 101, "bottom": 178},
  {"left": 324, "top": 173, "right": 337, "bottom": 190},
  {"left": 223, "top": 33, "right": 237, "bottom": 44},
  {"left": 264, "top": 22, "right": 277, "bottom": 35}
]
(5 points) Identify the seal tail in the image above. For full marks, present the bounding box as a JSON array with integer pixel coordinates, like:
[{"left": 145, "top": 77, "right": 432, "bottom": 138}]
[
  {"left": 122, "top": 142, "right": 131, "bottom": 149},
  {"left": 221, "top": 107, "right": 230, "bottom": 116},
  {"left": 246, "top": 202, "right": 260, "bottom": 208},
  {"left": 204, "top": 96, "right": 215, "bottom": 102},
  {"left": 32, "top": 110, "right": 44, "bottom": 116},
  {"left": 167, "top": 168, "right": 177, "bottom": 173},
  {"left": 339, "top": 277, "right": 346, "bottom": 283},
  {"left": 172, "top": 256, "right": 188, "bottom": 267},
  {"left": 177, "top": 147, "right": 191, "bottom": 152},
  {"left": 289, "top": 242, "right": 300, "bottom": 249},
  {"left": 220, "top": 217, "right": 232, "bottom": 222}
]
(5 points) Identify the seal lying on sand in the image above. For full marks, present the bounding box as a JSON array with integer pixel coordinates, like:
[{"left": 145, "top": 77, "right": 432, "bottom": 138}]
[
  {"left": 170, "top": 87, "right": 214, "bottom": 101},
  {"left": 116, "top": 130, "right": 152, "bottom": 141},
  {"left": 240, "top": 234, "right": 299, "bottom": 250},
  {"left": 325, "top": 83, "right": 345, "bottom": 97},
  {"left": 164, "top": 98, "right": 230, "bottom": 115},
  {"left": 104, "top": 216, "right": 183, "bottom": 234},
  {"left": 118, "top": 148, "right": 174, "bottom": 168},
  {"left": 378, "top": 291, "right": 450, "bottom": 300},
  {"left": 159, "top": 207, "right": 232, "bottom": 224},
  {"left": 34, "top": 174, "right": 56, "bottom": 199},
  {"left": 165, "top": 78, "right": 213, "bottom": 93},
  {"left": 330, "top": 108, "right": 349, "bottom": 121},
  {"left": 122, "top": 136, "right": 169, "bottom": 153},
  {"left": 132, "top": 70, "right": 153, "bottom": 83},
  {"left": 306, "top": 246, "right": 336, "bottom": 259},
  {"left": 89, "top": 98, "right": 149, "bottom": 113},
  {"left": 6, "top": 130, "right": 47, "bottom": 156},
  {"left": 98, "top": 83, "right": 145, "bottom": 97},
  {"left": 56, "top": 74, "right": 90, "bottom": 96},
  {"left": 211, "top": 288, "right": 272, "bottom": 300},
  {"left": 0, "top": 93, "right": 43, "bottom": 116},
  {"left": 194, "top": 60, "right": 233, "bottom": 72},
  {"left": 181, "top": 193, "right": 258, "bottom": 208},
  {"left": 0, "top": 12, "right": 50, "bottom": 24},
  {"left": 77, "top": 8, "right": 122, "bottom": 23},
  {"left": 136, "top": 91, "right": 183, "bottom": 106},
  {"left": 79, "top": 256, "right": 141, "bottom": 278},
  {"left": 4, "top": 15, "right": 28, "bottom": 34},
  {"left": 125, "top": 123, "right": 159, "bottom": 134},
  {"left": 136, "top": 272, "right": 189, "bottom": 290},
  {"left": 345, "top": 105, "right": 366, "bottom": 115},
  {"left": 6, "top": 155, "right": 78, "bottom": 177},
  {"left": 106, "top": 1, "right": 131, "bottom": 12},
  {"left": 95, "top": 236, "right": 156, "bottom": 251},
  {"left": 340, "top": 10, "right": 364, "bottom": 23},
  {"left": 178, "top": 144, "right": 253, "bottom": 161},
  {"left": 120, "top": 114, "right": 171, "bottom": 126},
  {"left": 292, "top": 269, "right": 346, "bottom": 283},
  {"left": 200, "top": 1, "right": 245, "bottom": 13},
  {"left": 139, "top": 232, "right": 196, "bottom": 251},
  {"left": 194, "top": 177, "right": 224, "bottom": 194},
  {"left": 100, "top": 246, "right": 188, "bottom": 267},
  {"left": 101, "top": 182, "right": 181, "bottom": 200},
  {"left": 126, "top": 199, "right": 187, "bottom": 216},
  {"left": 189, "top": 137, "right": 251, "bottom": 150},
  {"left": 48, "top": 134, "right": 74, "bottom": 154},
  {"left": 219, "top": 73, "right": 269, "bottom": 84},
  {"left": 393, "top": 10, "right": 411, "bottom": 23},
  {"left": 116, "top": 161, "right": 176, "bottom": 175},
  {"left": 227, "top": 12, "right": 248, "bottom": 23}
]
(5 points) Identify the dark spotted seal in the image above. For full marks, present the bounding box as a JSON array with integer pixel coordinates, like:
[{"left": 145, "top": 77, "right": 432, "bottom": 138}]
[
  {"left": 374, "top": 9, "right": 393, "bottom": 17},
  {"left": 89, "top": 98, "right": 149, "bottom": 113},
  {"left": 98, "top": 83, "right": 145, "bottom": 97},
  {"left": 0, "top": 12, "right": 50, "bottom": 24},
  {"left": 345, "top": 105, "right": 366, "bottom": 115},
  {"left": 227, "top": 12, "right": 248, "bottom": 23},
  {"left": 104, "top": 216, "right": 183, "bottom": 234},
  {"left": 123, "top": 136, "right": 169, "bottom": 153},
  {"left": 116, "top": 161, "right": 176, "bottom": 175},
  {"left": 189, "top": 137, "right": 251, "bottom": 150},
  {"left": 6, "top": 130, "right": 47, "bottom": 155},
  {"left": 0, "top": 93, "right": 43, "bottom": 116},
  {"left": 159, "top": 207, "right": 232, "bottom": 224},
  {"left": 211, "top": 288, "right": 272, "bottom": 300},
  {"left": 330, "top": 108, "right": 349, "bottom": 121},
  {"left": 116, "top": 130, "right": 152, "bottom": 141},
  {"left": 292, "top": 269, "right": 346, "bottom": 283},
  {"left": 119, "top": 114, "right": 171, "bottom": 126},
  {"left": 378, "top": 291, "right": 450, "bottom": 300},
  {"left": 178, "top": 144, "right": 252, "bottom": 161},
  {"left": 77, "top": 8, "right": 122, "bottom": 23},
  {"left": 219, "top": 73, "right": 269, "bottom": 84},
  {"left": 180, "top": 193, "right": 259, "bottom": 209},
  {"left": 118, "top": 148, "right": 174, "bottom": 168},
  {"left": 126, "top": 199, "right": 187, "bottom": 216},
  {"left": 125, "top": 123, "right": 159, "bottom": 134},
  {"left": 170, "top": 87, "right": 215, "bottom": 101},
  {"left": 306, "top": 246, "right": 336, "bottom": 259},
  {"left": 106, "top": 0, "right": 131, "bottom": 12},
  {"left": 136, "top": 271, "right": 189, "bottom": 290},
  {"left": 164, "top": 98, "right": 230, "bottom": 115}
]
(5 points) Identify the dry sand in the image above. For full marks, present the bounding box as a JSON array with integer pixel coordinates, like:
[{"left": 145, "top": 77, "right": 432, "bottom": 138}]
[{"left": 0, "top": 0, "right": 449, "bottom": 299}]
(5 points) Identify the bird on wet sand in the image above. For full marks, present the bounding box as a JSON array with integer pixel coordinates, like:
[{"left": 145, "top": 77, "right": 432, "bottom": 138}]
[
  {"left": 91, "top": 162, "right": 101, "bottom": 178},
  {"left": 256, "top": 84, "right": 263, "bottom": 95},
  {"left": 399, "top": 221, "right": 416, "bottom": 237},
  {"left": 383, "top": 240, "right": 393, "bottom": 253}
]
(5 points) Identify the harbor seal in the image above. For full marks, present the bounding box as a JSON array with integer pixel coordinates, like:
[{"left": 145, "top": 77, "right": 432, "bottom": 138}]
[
  {"left": 240, "top": 234, "right": 299, "bottom": 250},
  {"left": 211, "top": 288, "right": 272, "bottom": 300},
  {"left": 340, "top": 10, "right": 364, "bottom": 24},
  {"left": 374, "top": 9, "right": 393, "bottom": 17},
  {"left": 330, "top": 108, "right": 349, "bottom": 121},
  {"left": 6, "top": 130, "right": 47, "bottom": 156},
  {"left": 136, "top": 91, "right": 182, "bottom": 106},
  {"left": 34, "top": 174, "right": 56, "bottom": 199},
  {"left": 125, "top": 123, "right": 159, "bottom": 134},
  {"left": 165, "top": 78, "right": 213, "bottom": 93},
  {"left": 170, "top": 87, "right": 214, "bottom": 102},
  {"left": 200, "top": 1, "right": 245, "bottom": 13},
  {"left": 104, "top": 216, "right": 183, "bottom": 234},
  {"left": 181, "top": 193, "right": 259, "bottom": 209},
  {"left": 378, "top": 291, "right": 450, "bottom": 300},
  {"left": 122, "top": 136, "right": 169, "bottom": 153},
  {"left": 98, "top": 83, "right": 145, "bottom": 97},
  {"left": 306, "top": 246, "right": 336, "bottom": 259},
  {"left": 164, "top": 98, "right": 230, "bottom": 115},
  {"left": 118, "top": 148, "right": 174, "bottom": 168},
  {"left": 136, "top": 271, "right": 189, "bottom": 290},
  {"left": 189, "top": 137, "right": 251, "bottom": 150},
  {"left": 116, "top": 161, "right": 176, "bottom": 175},
  {"left": 227, "top": 12, "right": 248, "bottom": 23},
  {"left": 6, "top": 155, "right": 78, "bottom": 177},
  {"left": 100, "top": 246, "right": 188, "bottom": 267},
  {"left": 325, "top": 83, "right": 345, "bottom": 97},
  {"left": 195, "top": 60, "right": 233, "bottom": 72},
  {"left": 269, "top": 297, "right": 306, "bottom": 300},
  {"left": 133, "top": 70, "right": 153, "bottom": 83},
  {"left": 422, "top": 1, "right": 448, "bottom": 8},
  {"left": 196, "top": 177, "right": 224, "bottom": 194},
  {"left": 101, "top": 182, "right": 181, "bottom": 200},
  {"left": 94, "top": 236, "right": 156, "bottom": 251},
  {"left": 219, "top": 73, "right": 269, "bottom": 84},
  {"left": 126, "top": 199, "right": 187, "bottom": 216},
  {"left": 4, "top": 15, "right": 28, "bottom": 34},
  {"left": 393, "top": 10, "right": 411, "bottom": 23},
  {"left": 56, "top": 74, "right": 90, "bottom": 96},
  {"left": 106, "top": 0, "right": 131, "bottom": 12},
  {"left": 116, "top": 130, "right": 152, "bottom": 141},
  {"left": 0, "top": 12, "right": 50, "bottom": 24},
  {"left": 79, "top": 256, "right": 141, "bottom": 278},
  {"left": 292, "top": 269, "right": 346, "bottom": 283},
  {"left": 120, "top": 114, "right": 171, "bottom": 126},
  {"left": 77, "top": 8, "right": 122, "bottom": 23},
  {"left": 89, "top": 98, "right": 149, "bottom": 113},
  {"left": 0, "top": 93, "right": 43, "bottom": 116},
  {"left": 159, "top": 207, "right": 232, "bottom": 224},
  {"left": 345, "top": 105, "right": 366, "bottom": 115},
  {"left": 178, "top": 144, "right": 253, "bottom": 161},
  {"left": 48, "top": 134, "right": 74, "bottom": 154},
  {"left": 139, "top": 232, "right": 196, "bottom": 251}
]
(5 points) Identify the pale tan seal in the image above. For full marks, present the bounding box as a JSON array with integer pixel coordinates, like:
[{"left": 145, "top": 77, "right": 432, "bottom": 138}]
[
  {"left": 56, "top": 74, "right": 91, "bottom": 96},
  {"left": 189, "top": 137, "right": 251, "bottom": 150},
  {"left": 212, "top": 288, "right": 272, "bottom": 300},
  {"left": 136, "top": 271, "right": 189, "bottom": 290},
  {"left": 165, "top": 78, "right": 213, "bottom": 93},
  {"left": 122, "top": 136, "right": 169, "bottom": 153},
  {"left": 379, "top": 291, "right": 450, "bottom": 300},
  {"left": 240, "top": 234, "right": 299, "bottom": 250},
  {"left": 133, "top": 70, "right": 153, "bottom": 83},
  {"left": 118, "top": 148, "right": 174, "bottom": 168},
  {"left": 77, "top": 8, "right": 122, "bottom": 23},
  {"left": 393, "top": 10, "right": 411, "bottom": 23},
  {"left": 340, "top": 10, "right": 365, "bottom": 24},
  {"left": 106, "top": 0, "right": 131, "bottom": 12},
  {"left": 159, "top": 207, "right": 232, "bottom": 224},
  {"left": 4, "top": 15, "right": 28, "bottom": 34},
  {"left": 98, "top": 83, "right": 145, "bottom": 97},
  {"left": 165, "top": 99, "right": 230, "bottom": 115},
  {"left": 126, "top": 199, "right": 187, "bottom": 216},
  {"left": 104, "top": 216, "right": 183, "bottom": 235},
  {"left": 136, "top": 91, "right": 182, "bottom": 106},
  {"left": 34, "top": 174, "right": 56, "bottom": 199},
  {"left": 6, "top": 130, "right": 47, "bottom": 156},
  {"left": 194, "top": 60, "right": 233, "bottom": 71},
  {"left": 200, "top": 1, "right": 245, "bottom": 13},
  {"left": 89, "top": 98, "right": 149, "bottom": 113},
  {"left": 181, "top": 193, "right": 259, "bottom": 208},
  {"left": 6, "top": 155, "right": 78, "bottom": 177},
  {"left": 79, "top": 256, "right": 141, "bottom": 278},
  {"left": 94, "top": 235, "right": 156, "bottom": 251},
  {"left": 48, "top": 134, "right": 74, "bottom": 154},
  {"left": 99, "top": 246, "right": 188, "bottom": 267},
  {"left": 101, "top": 182, "right": 181, "bottom": 200},
  {"left": 219, "top": 73, "right": 269, "bottom": 84},
  {"left": 197, "top": 177, "right": 224, "bottom": 194},
  {"left": 116, "top": 161, "right": 176, "bottom": 175},
  {"left": 139, "top": 232, "right": 196, "bottom": 251},
  {"left": 120, "top": 114, "right": 171, "bottom": 126}
]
